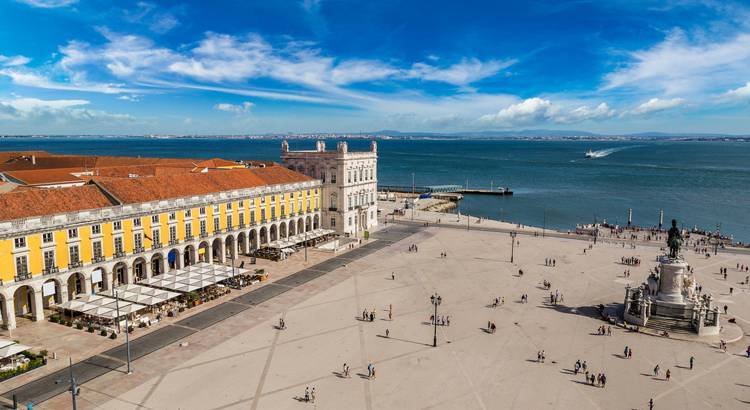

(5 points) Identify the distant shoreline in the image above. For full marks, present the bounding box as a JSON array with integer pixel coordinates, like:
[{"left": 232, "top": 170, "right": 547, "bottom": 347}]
[{"left": 1, "top": 135, "right": 748, "bottom": 142}]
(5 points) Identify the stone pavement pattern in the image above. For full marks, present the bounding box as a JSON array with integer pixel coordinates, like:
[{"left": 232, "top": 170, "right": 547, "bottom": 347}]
[{"left": 29, "top": 223, "right": 750, "bottom": 409}]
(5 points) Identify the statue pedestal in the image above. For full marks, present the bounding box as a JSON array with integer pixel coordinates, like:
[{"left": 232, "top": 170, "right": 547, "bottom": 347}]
[{"left": 657, "top": 256, "right": 688, "bottom": 304}]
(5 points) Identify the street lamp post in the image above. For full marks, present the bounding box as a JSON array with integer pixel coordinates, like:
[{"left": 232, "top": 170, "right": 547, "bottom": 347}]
[
  {"left": 714, "top": 223, "right": 721, "bottom": 256},
  {"left": 430, "top": 293, "right": 442, "bottom": 347},
  {"left": 114, "top": 290, "right": 132, "bottom": 374},
  {"left": 510, "top": 231, "right": 517, "bottom": 263}
]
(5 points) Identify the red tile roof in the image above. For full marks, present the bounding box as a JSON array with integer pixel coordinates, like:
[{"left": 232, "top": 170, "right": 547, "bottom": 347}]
[
  {"left": 93, "top": 166, "right": 314, "bottom": 204},
  {"left": 0, "top": 185, "right": 116, "bottom": 221},
  {"left": 193, "top": 158, "right": 241, "bottom": 168},
  {"left": 3, "top": 167, "right": 84, "bottom": 185}
]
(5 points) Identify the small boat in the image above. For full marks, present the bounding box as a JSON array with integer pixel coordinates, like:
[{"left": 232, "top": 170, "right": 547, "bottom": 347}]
[{"left": 585, "top": 149, "right": 595, "bottom": 158}]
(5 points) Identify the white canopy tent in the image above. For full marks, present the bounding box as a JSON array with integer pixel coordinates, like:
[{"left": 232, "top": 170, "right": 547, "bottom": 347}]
[
  {"left": 140, "top": 262, "right": 249, "bottom": 293},
  {"left": 0, "top": 343, "right": 30, "bottom": 359},
  {"left": 57, "top": 294, "right": 147, "bottom": 320},
  {"left": 268, "top": 229, "right": 335, "bottom": 249},
  {"left": 103, "top": 284, "right": 181, "bottom": 306}
]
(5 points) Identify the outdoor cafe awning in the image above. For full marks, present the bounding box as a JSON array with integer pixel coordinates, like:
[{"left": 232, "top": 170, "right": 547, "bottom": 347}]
[
  {"left": 57, "top": 295, "right": 147, "bottom": 320},
  {"left": 140, "top": 262, "right": 249, "bottom": 293},
  {"left": 268, "top": 229, "right": 336, "bottom": 249},
  {"left": 103, "top": 284, "right": 181, "bottom": 306},
  {"left": 0, "top": 342, "right": 31, "bottom": 359}
]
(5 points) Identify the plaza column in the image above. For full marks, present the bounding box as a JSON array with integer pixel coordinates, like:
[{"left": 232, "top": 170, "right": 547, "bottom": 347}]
[
  {"left": 144, "top": 260, "right": 152, "bottom": 280},
  {"left": 125, "top": 265, "right": 134, "bottom": 284},
  {"left": 59, "top": 284, "right": 69, "bottom": 304},
  {"left": 2, "top": 297, "right": 16, "bottom": 330},
  {"left": 243, "top": 234, "right": 249, "bottom": 256},
  {"left": 32, "top": 287, "right": 44, "bottom": 321},
  {"left": 82, "top": 275, "right": 92, "bottom": 294},
  {"left": 207, "top": 244, "right": 214, "bottom": 265},
  {"left": 219, "top": 240, "right": 227, "bottom": 264},
  {"left": 191, "top": 247, "right": 199, "bottom": 265}
]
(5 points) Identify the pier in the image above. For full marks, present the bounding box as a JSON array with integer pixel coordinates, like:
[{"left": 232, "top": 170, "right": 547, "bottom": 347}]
[{"left": 378, "top": 184, "right": 513, "bottom": 196}]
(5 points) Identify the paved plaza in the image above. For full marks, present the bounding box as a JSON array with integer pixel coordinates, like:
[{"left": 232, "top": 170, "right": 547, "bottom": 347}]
[{"left": 15, "top": 220, "right": 750, "bottom": 409}]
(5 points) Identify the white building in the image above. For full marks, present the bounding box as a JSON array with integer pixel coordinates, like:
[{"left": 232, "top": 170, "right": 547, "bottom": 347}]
[{"left": 281, "top": 140, "right": 378, "bottom": 236}]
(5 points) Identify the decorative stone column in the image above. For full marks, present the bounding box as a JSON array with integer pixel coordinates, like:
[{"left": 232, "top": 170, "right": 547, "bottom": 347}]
[
  {"left": 657, "top": 256, "right": 688, "bottom": 304},
  {"left": 2, "top": 297, "right": 16, "bottom": 330},
  {"left": 125, "top": 266, "right": 134, "bottom": 285},
  {"left": 59, "top": 284, "right": 69, "bottom": 304},
  {"left": 219, "top": 240, "right": 226, "bottom": 264},
  {"left": 207, "top": 245, "right": 214, "bottom": 264},
  {"left": 32, "top": 287, "right": 44, "bottom": 321}
]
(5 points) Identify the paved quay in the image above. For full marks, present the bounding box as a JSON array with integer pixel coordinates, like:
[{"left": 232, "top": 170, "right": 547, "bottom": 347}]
[
  {"left": 29, "top": 219, "right": 750, "bottom": 409},
  {"left": 2, "top": 225, "right": 420, "bottom": 408}
]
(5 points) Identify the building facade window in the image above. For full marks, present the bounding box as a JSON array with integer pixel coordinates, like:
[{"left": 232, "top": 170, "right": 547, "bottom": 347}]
[
  {"left": 42, "top": 232, "right": 54, "bottom": 244},
  {"left": 261, "top": 209, "right": 266, "bottom": 221},
  {"left": 226, "top": 202, "right": 233, "bottom": 210},
  {"left": 169, "top": 226, "right": 177, "bottom": 242},
  {"left": 92, "top": 241, "right": 102, "bottom": 259},
  {"left": 250, "top": 211, "right": 256, "bottom": 224},
  {"left": 199, "top": 207, "right": 206, "bottom": 215},
  {"left": 226, "top": 215, "right": 233, "bottom": 229},
  {"left": 14, "top": 237, "right": 26, "bottom": 249},
  {"left": 68, "top": 228, "right": 78, "bottom": 239},
  {"left": 152, "top": 229, "right": 161, "bottom": 245},
  {"left": 185, "top": 222, "right": 193, "bottom": 237},
  {"left": 331, "top": 171, "right": 336, "bottom": 183},
  {"left": 43, "top": 250, "right": 55, "bottom": 270},
  {"left": 69, "top": 244, "right": 80, "bottom": 263},
  {"left": 113, "top": 221, "right": 122, "bottom": 231},
  {"left": 152, "top": 215, "right": 160, "bottom": 224},
  {"left": 134, "top": 233, "right": 143, "bottom": 250},
  {"left": 200, "top": 220, "right": 207, "bottom": 235},
  {"left": 280, "top": 205, "right": 285, "bottom": 217},
  {"left": 239, "top": 213, "right": 245, "bottom": 226},
  {"left": 185, "top": 209, "right": 192, "bottom": 218},
  {"left": 213, "top": 216, "right": 220, "bottom": 231},
  {"left": 114, "top": 237, "right": 124, "bottom": 254},
  {"left": 331, "top": 218, "right": 336, "bottom": 227},
  {"left": 133, "top": 218, "right": 141, "bottom": 227},
  {"left": 15, "top": 255, "right": 28, "bottom": 277},
  {"left": 91, "top": 224, "right": 101, "bottom": 235},
  {"left": 169, "top": 212, "right": 177, "bottom": 221}
]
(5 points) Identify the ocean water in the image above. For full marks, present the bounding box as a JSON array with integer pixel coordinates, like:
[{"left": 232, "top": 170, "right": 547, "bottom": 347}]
[{"left": 1, "top": 137, "right": 748, "bottom": 242}]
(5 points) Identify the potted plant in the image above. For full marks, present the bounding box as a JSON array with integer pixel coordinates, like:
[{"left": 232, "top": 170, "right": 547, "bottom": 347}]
[
  {"left": 109, "top": 331, "right": 117, "bottom": 339},
  {"left": 76, "top": 322, "right": 83, "bottom": 330},
  {"left": 100, "top": 329, "right": 108, "bottom": 336},
  {"left": 87, "top": 325, "right": 95, "bottom": 333}
]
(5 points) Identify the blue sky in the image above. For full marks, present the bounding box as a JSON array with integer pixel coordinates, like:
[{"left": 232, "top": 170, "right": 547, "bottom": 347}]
[{"left": 0, "top": 0, "right": 749, "bottom": 135}]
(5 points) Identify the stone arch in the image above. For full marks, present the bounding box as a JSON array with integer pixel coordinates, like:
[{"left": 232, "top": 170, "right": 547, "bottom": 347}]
[
  {"left": 198, "top": 241, "right": 210, "bottom": 263},
  {"left": 151, "top": 253, "right": 165, "bottom": 277},
  {"left": 183, "top": 245, "right": 196, "bottom": 267},
  {"left": 249, "top": 229, "right": 258, "bottom": 251},
  {"left": 66, "top": 272, "right": 87, "bottom": 299},
  {"left": 112, "top": 261, "right": 129, "bottom": 288},
  {"left": 212, "top": 237, "right": 224, "bottom": 263},
  {"left": 238, "top": 231, "right": 247, "bottom": 255},
  {"left": 305, "top": 215, "right": 312, "bottom": 232},
  {"left": 91, "top": 266, "right": 107, "bottom": 292},
  {"left": 259, "top": 226, "right": 268, "bottom": 245},
  {"left": 132, "top": 256, "right": 148, "bottom": 283},
  {"left": 225, "top": 235, "right": 236, "bottom": 260},
  {"left": 0, "top": 291, "right": 12, "bottom": 329},
  {"left": 313, "top": 214, "right": 320, "bottom": 230},
  {"left": 288, "top": 220, "right": 296, "bottom": 236},
  {"left": 270, "top": 224, "right": 278, "bottom": 242},
  {"left": 41, "top": 277, "right": 63, "bottom": 309},
  {"left": 279, "top": 221, "right": 287, "bottom": 239},
  {"left": 167, "top": 248, "right": 181, "bottom": 270},
  {"left": 297, "top": 218, "right": 304, "bottom": 235},
  {"left": 12, "top": 284, "right": 39, "bottom": 321}
]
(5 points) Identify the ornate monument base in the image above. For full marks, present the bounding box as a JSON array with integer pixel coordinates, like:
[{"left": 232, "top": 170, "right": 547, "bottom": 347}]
[{"left": 623, "top": 254, "right": 720, "bottom": 336}]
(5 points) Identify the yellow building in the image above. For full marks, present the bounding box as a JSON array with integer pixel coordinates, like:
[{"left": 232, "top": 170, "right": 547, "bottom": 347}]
[{"left": 0, "top": 166, "right": 322, "bottom": 329}]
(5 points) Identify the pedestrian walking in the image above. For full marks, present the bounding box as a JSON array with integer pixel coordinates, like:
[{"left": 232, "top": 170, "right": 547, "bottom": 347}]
[
  {"left": 665, "top": 369, "right": 671, "bottom": 381},
  {"left": 653, "top": 364, "right": 660, "bottom": 377},
  {"left": 386, "top": 328, "right": 390, "bottom": 338},
  {"left": 689, "top": 356, "right": 694, "bottom": 370},
  {"left": 311, "top": 387, "right": 316, "bottom": 403}
]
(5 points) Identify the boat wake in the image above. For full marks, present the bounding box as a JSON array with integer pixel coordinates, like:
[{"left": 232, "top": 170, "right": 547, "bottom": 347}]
[{"left": 585, "top": 146, "right": 632, "bottom": 159}]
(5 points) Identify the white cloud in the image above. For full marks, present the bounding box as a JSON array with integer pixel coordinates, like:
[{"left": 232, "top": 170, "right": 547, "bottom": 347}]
[
  {"left": 214, "top": 101, "right": 254, "bottom": 114},
  {"left": 479, "top": 98, "right": 615, "bottom": 126},
  {"left": 721, "top": 81, "right": 750, "bottom": 100},
  {"left": 407, "top": 58, "right": 515, "bottom": 86},
  {"left": 0, "top": 97, "right": 132, "bottom": 123},
  {"left": 117, "top": 94, "right": 141, "bottom": 102},
  {"left": 330, "top": 60, "right": 399, "bottom": 85},
  {"left": 15, "top": 0, "right": 77, "bottom": 8},
  {"left": 0, "top": 55, "right": 31, "bottom": 67},
  {"left": 628, "top": 98, "right": 686, "bottom": 115},
  {"left": 479, "top": 98, "right": 558, "bottom": 125},
  {"left": 603, "top": 29, "right": 750, "bottom": 95},
  {"left": 0, "top": 69, "right": 139, "bottom": 94},
  {"left": 123, "top": 2, "right": 180, "bottom": 34}
]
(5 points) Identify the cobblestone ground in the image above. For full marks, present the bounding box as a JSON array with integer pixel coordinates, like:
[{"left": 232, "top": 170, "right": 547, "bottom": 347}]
[{"left": 35, "top": 222, "right": 750, "bottom": 409}]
